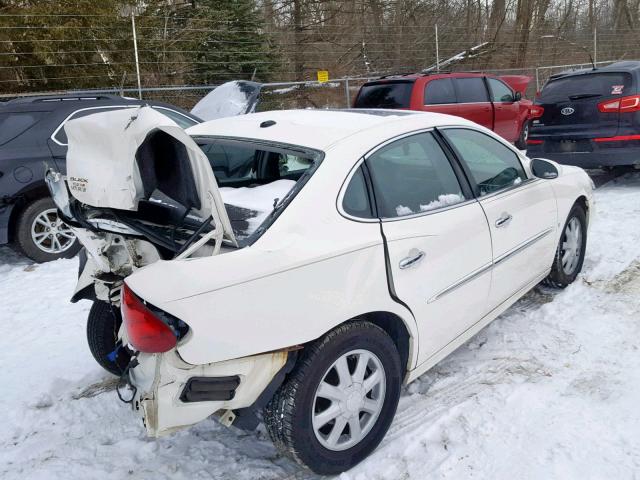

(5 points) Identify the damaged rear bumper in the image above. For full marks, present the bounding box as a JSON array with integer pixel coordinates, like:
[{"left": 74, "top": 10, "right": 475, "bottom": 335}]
[{"left": 127, "top": 348, "right": 289, "bottom": 437}]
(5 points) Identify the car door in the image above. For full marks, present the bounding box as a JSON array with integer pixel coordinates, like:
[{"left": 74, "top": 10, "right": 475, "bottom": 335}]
[
  {"left": 440, "top": 128, "right": 557, "bottom": 308},
  {"left": 453, "top": 77, "right": 494, "bottom": 130},
  {"left": 363, "top": 131, "right": 493, "bottom": 364},
  {"left": 487, "top": 77, "right": 520, "bottom": 141},
  {"left": 421, "top": 78, "right": 460, "bottom": 117}
]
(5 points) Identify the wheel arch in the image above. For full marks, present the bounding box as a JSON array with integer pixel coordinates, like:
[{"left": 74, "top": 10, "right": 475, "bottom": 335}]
[
  {"left": 315, "top": 311, "right": 416, "bottom": 376},
  {"left": 575, "top": 194, "right": 590, "bottom": 226}
]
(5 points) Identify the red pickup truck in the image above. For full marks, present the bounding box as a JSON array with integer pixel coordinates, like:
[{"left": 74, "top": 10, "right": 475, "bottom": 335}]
[{"left": 354, "top": 72, "right": 533, "bottom": 148}]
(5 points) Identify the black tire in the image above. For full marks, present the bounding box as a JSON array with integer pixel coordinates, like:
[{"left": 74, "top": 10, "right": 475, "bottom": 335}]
[
  {"left": 14, "top": 197, "right": 80, "bottom": 263},
  {"left": 87, "top": 301, "right": 130, "bottom": 376},
  {"left": 263, "top": 321, "right": 402, "bottom": 475},
  {"left": 515, "top": 120, "right": 529, "bottom": 150},
  {"left": 543, "top": 203, "right": 587, "bottom": 288}
]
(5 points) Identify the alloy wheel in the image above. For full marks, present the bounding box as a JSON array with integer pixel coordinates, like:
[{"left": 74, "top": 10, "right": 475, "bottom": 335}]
[
  {"left": 561, "top": 216, "right": 582, "bottom": 275},
  {"left": 312, "top": 349, "right": 386, "bottom": 451},
  {"left": 30, "top": 208, "right": 76, "bottom": 254}
]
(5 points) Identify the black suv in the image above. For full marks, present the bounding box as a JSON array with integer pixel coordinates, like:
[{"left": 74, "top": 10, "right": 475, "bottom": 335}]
[
  {"left": 0, "top": 94, "right": 201, "bottom": 262},
  {"left": 527, "top": 61, "right": 640, "bottom": 169}
]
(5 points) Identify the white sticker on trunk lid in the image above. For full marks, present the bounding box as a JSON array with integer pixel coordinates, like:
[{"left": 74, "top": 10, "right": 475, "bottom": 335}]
[{"left": 612, "top": 85, "right": 624, "bottom": 95}]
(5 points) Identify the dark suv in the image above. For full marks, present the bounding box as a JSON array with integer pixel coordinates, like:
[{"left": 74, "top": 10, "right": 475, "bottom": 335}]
[
  {"left": 0, "top": 94, "right": 200, "bottom": 262},
  {"left": 527, "top": 61, "right": 640, "bottom": 169}
]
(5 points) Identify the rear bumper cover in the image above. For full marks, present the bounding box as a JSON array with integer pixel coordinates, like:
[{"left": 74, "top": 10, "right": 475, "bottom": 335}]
[{"left": 128, "top": 349, "right": 288, "bottom": 437}]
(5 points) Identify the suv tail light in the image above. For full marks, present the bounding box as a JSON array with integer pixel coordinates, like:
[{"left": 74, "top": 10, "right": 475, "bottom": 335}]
[
  {"left": 597, "top": 95, "right": 640, "bottom": 113},
  {"left": 530, "top": 105, "right": 544, "bottom": 118},
  {"left": 122, "top": 284, "right": 187, "bottom": 353}
]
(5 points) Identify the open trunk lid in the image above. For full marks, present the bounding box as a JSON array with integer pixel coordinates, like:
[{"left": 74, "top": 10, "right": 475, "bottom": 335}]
[
  {"left": 64, "top": 106, "right": 237, "bottom": 249},
  {"left": 532, "top": 71, "right": 633, "bottom": 140}
]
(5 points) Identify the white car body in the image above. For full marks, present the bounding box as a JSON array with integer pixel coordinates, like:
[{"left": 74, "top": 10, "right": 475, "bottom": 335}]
[{"left": 55, "top": 107, "right": 593, "bottom": 442}]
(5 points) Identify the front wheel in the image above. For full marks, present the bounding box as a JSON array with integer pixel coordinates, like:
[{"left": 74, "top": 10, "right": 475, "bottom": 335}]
[
  {"left": 543, "top": 203, "right": 587, "bottom": 288},
  {"left": 263, "top": 321, "right": 402, "bottom": 475}
]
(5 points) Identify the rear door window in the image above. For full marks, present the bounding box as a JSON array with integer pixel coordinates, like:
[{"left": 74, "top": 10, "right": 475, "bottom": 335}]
[
  {"left": 424, "top": 79, "right": 457, "bottom": 104},
  {"left": 454, "top": 78, "right": 489, "bottom": 103},
  {"left": 487, "top": 78, "right": 514, "bottom": 103},
  {"left": 354, "top": 82, "right": 413, "bottom": 109},
  {"left": 0, "top": 112, "right": 45, "bottom": 145},
  {"left": 365, "top": 132, "right": 467, "bottom": 218},
  {"left": 539, "top": 72, "right": 633, "bottom": 102}
]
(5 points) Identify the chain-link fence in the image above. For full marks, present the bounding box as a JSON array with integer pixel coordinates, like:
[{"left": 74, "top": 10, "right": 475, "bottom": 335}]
[{"left": 4, "top": 60, "right": 622, "bottom": 113}]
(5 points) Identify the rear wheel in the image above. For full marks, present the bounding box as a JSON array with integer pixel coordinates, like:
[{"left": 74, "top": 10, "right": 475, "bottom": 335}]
[
  {"left": 87, "top": 301, "right": 130, "bottom": 376},
  {"left": 15, "top": 197, "right": 80, "bottom": 263},
  {"left": 263, "top": 321, "right": 402, "bottom": 475},
  {"left": 543, "top": 203, "right": 587, "bottom": 288}
]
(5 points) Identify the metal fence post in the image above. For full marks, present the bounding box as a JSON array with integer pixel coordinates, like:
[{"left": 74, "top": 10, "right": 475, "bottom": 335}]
[
  {"left": 435, "top": 24, "right": 440, "bottom": 72},
  {"left": 535, "top": 67, "right": 540, "bottom": 92},
  {"left": 593, "top": 27, "right": 597, "bottom": 64},
  {"left": 131, "top": 12, "right": 142, "bottom": 100},
  {"left": 345, "top": 78, "right": 351, "bottom": 107}
]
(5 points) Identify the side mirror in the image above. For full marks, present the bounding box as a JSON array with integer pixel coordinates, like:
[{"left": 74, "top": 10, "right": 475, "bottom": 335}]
[
  {"left": 514, "top": 91, "right": 522, "bottom": 101},
  {"left": 530, "top": 158, "right": 559, "bottom": 180}
]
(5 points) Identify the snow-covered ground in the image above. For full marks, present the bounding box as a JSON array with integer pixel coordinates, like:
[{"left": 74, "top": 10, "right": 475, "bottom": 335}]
[{"left": 1, "top": 173, "right": 640, "bottom": 480}]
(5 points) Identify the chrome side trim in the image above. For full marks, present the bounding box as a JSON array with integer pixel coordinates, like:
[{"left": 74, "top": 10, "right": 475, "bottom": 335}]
[
  {"left": 493, "top": 227, "right": 553, "bottom": 266},
  {"left": 428, "top": 261, "right": 493, "bottom": 303},
  {"left": 428, "top": 227, "right": 554, "bottom": 302}
]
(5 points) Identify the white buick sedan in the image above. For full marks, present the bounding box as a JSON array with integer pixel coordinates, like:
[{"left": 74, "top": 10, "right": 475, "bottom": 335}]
[{"left": 48, "top": 107, "right": 593, "bottom": 474}]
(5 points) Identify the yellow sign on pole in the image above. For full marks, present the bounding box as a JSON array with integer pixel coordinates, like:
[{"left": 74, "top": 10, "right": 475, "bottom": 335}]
[{"left": 317, "top": 70, "right": 329, "bottom": 83}]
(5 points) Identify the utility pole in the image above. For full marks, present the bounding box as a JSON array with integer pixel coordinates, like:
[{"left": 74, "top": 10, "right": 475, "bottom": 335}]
[
  {"left": 131, "top": 12, "right": 142, "bottom": 100},
  {"left": 593, "top": 27, "right": 597, "bottom": 65}
]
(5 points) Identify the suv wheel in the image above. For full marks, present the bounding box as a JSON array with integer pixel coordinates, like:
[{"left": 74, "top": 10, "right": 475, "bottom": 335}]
[
  {"left": 263, "top": 321, "right": 402, "bottom": 475},
  {"left": 15, "top": 197, "right": 80, "bottom": 263}
]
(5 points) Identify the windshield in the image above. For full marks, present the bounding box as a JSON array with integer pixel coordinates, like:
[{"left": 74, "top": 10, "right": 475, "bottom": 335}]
[
  {"left": 196, "top": 137, "right": 322, "bottom": 241},
  {"left": 540, "top": 72, "right": 632, "bottom": 102},
  {"left": 354, "top": 81, "right": 414, "bottom": 109}
]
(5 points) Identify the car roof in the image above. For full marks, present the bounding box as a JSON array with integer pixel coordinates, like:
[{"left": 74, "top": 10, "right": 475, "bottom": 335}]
[
  {"left": 187, "top": 108, "right": 476, "bottom": 151},
  {"left": 0, "top": 94, "right": 201, "bottom": 121},
  {"left": 548, "top": 61, "right": 640, "bottom": 82},
  {"left": 365, "top": 72, "right": 489, "bottom": 83}
]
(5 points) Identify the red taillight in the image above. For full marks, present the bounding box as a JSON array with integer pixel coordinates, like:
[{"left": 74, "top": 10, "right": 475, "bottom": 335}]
[
  {"left": 122, "top": 284, "right": 177, "bottom": 353},
  {"left": 527, "top": 139, "right": 544, "bottom": 145},
  {"left": 594, "top": 134, "right": 640, "bottom": 143},
  {"left": 597, "top": 94, "right": 640, "bottom": 113},
  {"left": 530, "top": 105, "right": 544, "bottom": 118}
]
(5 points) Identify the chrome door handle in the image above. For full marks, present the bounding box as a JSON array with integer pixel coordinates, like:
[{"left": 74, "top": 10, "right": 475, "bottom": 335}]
[
  {"left": 495, "top": 213, "right": 513, "bottom": 228},
  {"left": 399, "top": 249, "right": 425, "bottom": 269}
]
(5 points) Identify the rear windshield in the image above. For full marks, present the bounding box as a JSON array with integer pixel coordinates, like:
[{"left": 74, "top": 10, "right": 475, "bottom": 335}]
[
  {"left": 197, "top": 138, "right": 321, "bottom": 241},
  {"left": 540, "top": 72, "right": 633, "bottom": 102},
  {"left": 354, "top": 81, "right": 413, "bottom": 109}
]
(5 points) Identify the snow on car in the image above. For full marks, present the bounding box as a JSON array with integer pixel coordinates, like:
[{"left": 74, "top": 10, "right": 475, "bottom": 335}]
[{"left": 42, "top": 107, "right": 595, "bottom": 474}]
